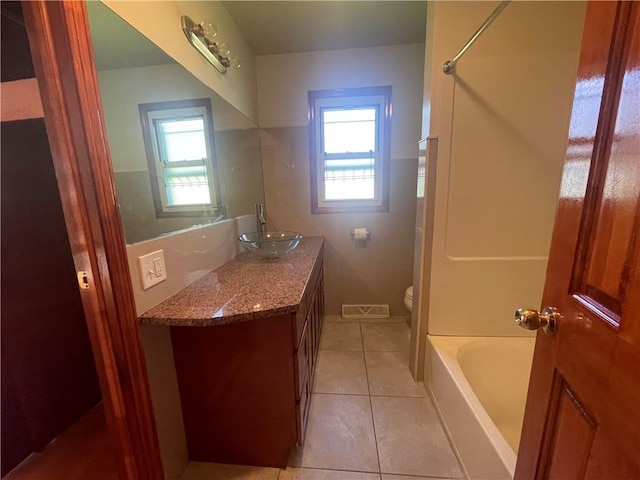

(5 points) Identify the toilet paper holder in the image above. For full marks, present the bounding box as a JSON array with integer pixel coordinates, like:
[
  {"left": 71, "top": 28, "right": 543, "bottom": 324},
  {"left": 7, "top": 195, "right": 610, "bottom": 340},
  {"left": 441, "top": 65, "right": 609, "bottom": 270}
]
[{"left": 350, "top": 228, "right": 371, "bottom": 240}]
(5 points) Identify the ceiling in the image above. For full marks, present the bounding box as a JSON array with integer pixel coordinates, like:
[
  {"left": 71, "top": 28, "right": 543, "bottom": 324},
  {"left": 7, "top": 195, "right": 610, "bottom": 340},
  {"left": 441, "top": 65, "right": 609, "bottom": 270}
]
[
  {"left": 222, "top": 1, "right": 427, "bottom": 55},
  {"left": 87, "top": 1, "right": 427, "bottom": 71}
]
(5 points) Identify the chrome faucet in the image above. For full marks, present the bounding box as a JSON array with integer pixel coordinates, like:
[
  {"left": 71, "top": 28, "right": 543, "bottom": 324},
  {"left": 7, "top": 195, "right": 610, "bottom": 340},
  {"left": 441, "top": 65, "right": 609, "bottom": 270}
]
[{"left": 256, "top": 203, "right": 266, "bottom": 239}]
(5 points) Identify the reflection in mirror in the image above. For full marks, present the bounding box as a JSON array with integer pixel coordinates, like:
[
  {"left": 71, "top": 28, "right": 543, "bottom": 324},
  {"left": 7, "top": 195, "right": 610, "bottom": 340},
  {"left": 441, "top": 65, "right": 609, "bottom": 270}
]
[
  {"left": 139, "top": 98, "right": 225, "bottom": 218},
  {"left": 87, "top": 2, "right": 264, "bottom": 244}
]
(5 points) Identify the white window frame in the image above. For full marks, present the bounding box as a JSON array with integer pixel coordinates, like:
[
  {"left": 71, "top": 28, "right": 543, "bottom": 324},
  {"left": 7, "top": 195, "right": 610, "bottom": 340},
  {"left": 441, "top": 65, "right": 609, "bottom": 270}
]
[
  {"left": 308, "top": 86, "right": 391, "bottom": 214},
  {"left": 139, "top": 98, "right": 222, "bottom": 217}
]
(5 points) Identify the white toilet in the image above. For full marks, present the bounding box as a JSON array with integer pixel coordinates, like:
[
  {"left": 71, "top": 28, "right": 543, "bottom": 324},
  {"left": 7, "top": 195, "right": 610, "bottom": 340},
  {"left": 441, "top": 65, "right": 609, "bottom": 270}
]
[{"left": 404, "top": 286, "right": 413, "bottom": 312}]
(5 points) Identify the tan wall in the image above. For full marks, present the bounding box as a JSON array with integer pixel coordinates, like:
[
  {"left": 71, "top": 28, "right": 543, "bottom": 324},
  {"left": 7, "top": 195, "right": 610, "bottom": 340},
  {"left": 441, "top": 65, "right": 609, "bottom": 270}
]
[
  {"left": 420, "top": 2, "right": 436, "bottom": 141},
  {"left": 102, "top": 0, "right": 259, "bottom": 122},
  {"left": 256, "top": 44, "right": 425, "bottom": 314},
  {"left": 422, "top": 1, "right": 587, "bottom": 336}
]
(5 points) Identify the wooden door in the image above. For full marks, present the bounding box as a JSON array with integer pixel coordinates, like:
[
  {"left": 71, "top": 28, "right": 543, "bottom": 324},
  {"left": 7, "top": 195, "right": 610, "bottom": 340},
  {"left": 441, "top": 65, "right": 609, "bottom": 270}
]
[
  {"left": 16, "top": 2, "right": 164, "bottom": 478},
  {"left": 515, "top": 2, "right": 639, "bottom": 479}
]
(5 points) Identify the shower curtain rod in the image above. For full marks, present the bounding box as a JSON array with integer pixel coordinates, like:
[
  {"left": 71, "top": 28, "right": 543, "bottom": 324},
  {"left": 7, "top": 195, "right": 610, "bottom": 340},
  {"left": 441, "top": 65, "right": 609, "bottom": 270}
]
[{"left": 442, "top": 0, "right": 511, "bottom": 75}]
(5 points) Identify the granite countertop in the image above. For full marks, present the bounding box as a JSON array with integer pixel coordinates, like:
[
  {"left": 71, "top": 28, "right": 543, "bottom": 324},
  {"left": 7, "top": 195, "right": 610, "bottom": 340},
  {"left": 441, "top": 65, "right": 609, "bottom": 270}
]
[{"left": 140, "top": 236, "right": 324, "bottom": 327}]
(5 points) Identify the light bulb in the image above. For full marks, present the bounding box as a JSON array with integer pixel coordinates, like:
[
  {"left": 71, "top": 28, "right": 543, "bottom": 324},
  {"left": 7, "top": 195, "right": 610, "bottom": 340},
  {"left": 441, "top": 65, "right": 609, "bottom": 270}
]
[
  {"left": 229, "top": 57, "right": 241, "bottom": 70},
  {"left": 197, "top": 21, "right": 217, "bottom": 39},
  {"left": 217, "top": 42, "right": 231, "bottom": 58}
]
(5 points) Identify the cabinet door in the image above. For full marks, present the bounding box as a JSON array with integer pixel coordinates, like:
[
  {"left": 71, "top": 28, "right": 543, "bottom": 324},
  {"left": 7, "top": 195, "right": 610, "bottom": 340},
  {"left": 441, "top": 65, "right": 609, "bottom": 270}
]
[
  {"left": 295, "top": 318, "right": 310, "bottom": 399},
  {"left": 315, "top": 268, "right": 324, "bottom": 351},
  {"left": 310, "top": 271, "right": 324, "bottom": 370},
  {"left": 296, "top": 338, "right": 312, "bottom": 444},
  {"left": 172, "top": 315, "right": 297, "bottom": 467}
]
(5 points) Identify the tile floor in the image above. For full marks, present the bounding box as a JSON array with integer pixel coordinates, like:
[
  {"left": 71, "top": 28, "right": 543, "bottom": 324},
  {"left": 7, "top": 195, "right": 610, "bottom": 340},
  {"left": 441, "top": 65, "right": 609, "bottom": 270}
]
[{"left": 180, "top": 315, "right": 465, "bottom": 480}]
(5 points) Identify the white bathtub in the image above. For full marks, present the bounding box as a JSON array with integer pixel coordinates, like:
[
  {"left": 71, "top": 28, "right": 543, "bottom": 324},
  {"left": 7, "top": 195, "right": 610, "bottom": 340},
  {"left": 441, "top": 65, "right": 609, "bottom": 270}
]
[{"left": 427, "top": 336, "right": 535, "bottom": 479}]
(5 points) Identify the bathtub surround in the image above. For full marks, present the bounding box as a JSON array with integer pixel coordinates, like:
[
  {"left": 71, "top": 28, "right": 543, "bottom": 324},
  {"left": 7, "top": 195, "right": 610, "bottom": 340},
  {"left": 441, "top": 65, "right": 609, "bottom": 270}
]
[
  {"left": 419, "top": 1, "right": 587, "bottom": 336},
  {"left": 256, "top": 44, "right": 424, "bottom": 314},
  {"left": 412, "top": 3, "right": 588, "bottom": 478}
]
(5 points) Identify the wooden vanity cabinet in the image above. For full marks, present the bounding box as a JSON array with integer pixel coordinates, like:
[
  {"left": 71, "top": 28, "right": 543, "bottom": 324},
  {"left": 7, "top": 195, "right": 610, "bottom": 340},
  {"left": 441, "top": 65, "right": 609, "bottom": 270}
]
[
  {"left": 170, "top": 252, "right": 324, "bottom": 468},
  {"left": 294, "top": 264, "right": 324, "bottom": 443}
]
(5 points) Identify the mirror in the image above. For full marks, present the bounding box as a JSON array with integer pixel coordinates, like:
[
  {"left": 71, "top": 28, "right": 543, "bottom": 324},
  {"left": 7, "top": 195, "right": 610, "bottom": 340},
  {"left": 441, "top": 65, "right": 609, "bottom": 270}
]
[{"left": 86, "top": 2, "right": 264, "bottom": 244}]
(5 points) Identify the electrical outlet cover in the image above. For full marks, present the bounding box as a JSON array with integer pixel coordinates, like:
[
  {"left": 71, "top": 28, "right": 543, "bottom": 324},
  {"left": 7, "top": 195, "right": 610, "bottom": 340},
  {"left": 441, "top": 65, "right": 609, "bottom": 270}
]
[{"left": 138, "top": 249, "right": 167, "bottom": 290}]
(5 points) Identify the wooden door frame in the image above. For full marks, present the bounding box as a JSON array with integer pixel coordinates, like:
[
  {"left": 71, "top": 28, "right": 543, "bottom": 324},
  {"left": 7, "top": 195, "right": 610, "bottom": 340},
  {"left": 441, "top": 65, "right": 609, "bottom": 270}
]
[{"left": 21, "top": 2, "right": 163, "bottom": 479}]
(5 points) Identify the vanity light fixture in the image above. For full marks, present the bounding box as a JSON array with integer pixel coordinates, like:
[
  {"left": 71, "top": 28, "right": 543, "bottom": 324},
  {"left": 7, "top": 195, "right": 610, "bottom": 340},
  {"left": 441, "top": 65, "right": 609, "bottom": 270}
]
[{"left": 181, "top": 15, "right": 240, "bottom": 74}]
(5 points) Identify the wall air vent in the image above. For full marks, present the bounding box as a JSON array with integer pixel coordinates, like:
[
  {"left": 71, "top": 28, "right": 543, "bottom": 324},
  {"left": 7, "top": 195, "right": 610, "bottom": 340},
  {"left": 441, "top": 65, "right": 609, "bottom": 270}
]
[{"left": 341, "top": 304, "right": 390, "bottom": 319}]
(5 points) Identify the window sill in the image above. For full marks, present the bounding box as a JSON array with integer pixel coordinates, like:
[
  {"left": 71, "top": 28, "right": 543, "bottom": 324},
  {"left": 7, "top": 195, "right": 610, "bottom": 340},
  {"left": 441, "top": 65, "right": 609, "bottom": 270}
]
[{"left": 311, "top": 203, "right": 389, "bottom": 214}]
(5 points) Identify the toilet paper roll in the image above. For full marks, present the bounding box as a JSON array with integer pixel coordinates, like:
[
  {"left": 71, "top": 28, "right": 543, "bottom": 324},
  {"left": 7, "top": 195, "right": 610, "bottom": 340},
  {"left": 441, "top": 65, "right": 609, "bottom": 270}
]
[{"left": 354, "top": 228, "right": 368, "bottom": 240}]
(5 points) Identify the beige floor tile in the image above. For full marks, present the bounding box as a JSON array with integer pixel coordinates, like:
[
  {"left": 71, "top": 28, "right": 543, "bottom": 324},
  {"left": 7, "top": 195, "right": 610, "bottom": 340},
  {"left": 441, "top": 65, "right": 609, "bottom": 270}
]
[
  {"left": 180, "top": 462, "right": 279, "bottom": 480},
  {"left": 371, "top": 397, "right": 463, "bottom": 478},
  {"left": 365, "top": 351, "right": 426, "bottom": 397},
  {"left": 299, "top": 394, "right": 379, "bottom": 473},
  {"left": 357, "top": 316, "right": 409, "bottom": 324},
  {"left": 280, "top": 467, "right": 381, "bottom": 479},
  {"left": 361, "top": 324, "right": 410, "bottom": 352},
  {"left": 324, "top": 315, "right": 408, "bottom": 324},
  {"left": 313, "top": 351, "right": 369, "bottom": 395},
  {"left": 319, "top": 322, "right": 363, "bottom": 351},
  {"left": 381, "top": 475, "right": 455, "bottom": 480}
]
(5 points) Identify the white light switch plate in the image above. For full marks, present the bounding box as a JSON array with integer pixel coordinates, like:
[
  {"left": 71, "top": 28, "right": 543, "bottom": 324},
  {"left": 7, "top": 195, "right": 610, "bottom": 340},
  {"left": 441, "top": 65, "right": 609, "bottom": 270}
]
[{"left": 138, "top": 249, "right": 167, "bottom": 290}]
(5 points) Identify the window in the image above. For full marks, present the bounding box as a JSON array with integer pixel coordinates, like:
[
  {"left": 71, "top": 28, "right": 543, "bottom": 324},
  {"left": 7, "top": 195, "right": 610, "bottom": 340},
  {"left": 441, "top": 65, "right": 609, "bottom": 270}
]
[
  {"left": 309, "top": 86, "right": 391, "bottom": 214},
  {"left": 139, "top": 98, "right": 222, "bottom": 217}
]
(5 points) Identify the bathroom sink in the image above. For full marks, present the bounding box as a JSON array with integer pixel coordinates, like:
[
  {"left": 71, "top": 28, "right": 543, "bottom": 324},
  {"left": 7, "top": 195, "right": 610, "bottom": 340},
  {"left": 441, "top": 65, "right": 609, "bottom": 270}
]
[{"left": 238, "top": 231, "right": 303, "bottom": 259}]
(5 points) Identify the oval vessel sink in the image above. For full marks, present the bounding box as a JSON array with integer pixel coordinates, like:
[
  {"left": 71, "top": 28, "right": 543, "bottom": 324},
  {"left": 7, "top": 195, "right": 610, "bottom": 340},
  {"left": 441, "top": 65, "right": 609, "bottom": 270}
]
[{"left": 238, "top": 231, "right": 303, "bottom": 259}]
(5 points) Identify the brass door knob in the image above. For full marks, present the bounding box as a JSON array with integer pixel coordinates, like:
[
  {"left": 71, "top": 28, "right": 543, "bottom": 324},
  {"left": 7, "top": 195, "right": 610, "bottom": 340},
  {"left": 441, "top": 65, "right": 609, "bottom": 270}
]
[{"left": 514, "top": 306, "right": 559, "bottom": 336}]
